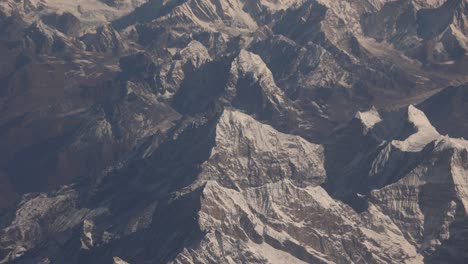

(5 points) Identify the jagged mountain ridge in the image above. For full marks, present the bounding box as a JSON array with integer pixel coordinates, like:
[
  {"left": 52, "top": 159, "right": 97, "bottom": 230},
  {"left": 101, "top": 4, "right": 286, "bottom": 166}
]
[
  {"left": 1, "top": 105, "right": 467, "bottom": 263},
  {"left": 324, "top": 104, "right": 468, "bottom": 259},
  {"left": 0, "top": 0, "right": 467, "bottom": 263},
  {"left": 2, "top": 110, "right": 416, "bottom": 262}
]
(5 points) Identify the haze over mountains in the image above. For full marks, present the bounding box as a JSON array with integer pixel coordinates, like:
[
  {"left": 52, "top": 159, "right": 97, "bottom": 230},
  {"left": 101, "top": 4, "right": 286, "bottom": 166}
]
[{"left": 0, "top": 0, "right": 467, "bottom": 263}]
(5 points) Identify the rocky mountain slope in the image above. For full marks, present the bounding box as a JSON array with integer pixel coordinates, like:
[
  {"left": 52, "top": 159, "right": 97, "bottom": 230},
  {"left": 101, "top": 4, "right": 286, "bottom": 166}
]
[{"left": 0, "top": 0, "right": 467, "bottom": 263}]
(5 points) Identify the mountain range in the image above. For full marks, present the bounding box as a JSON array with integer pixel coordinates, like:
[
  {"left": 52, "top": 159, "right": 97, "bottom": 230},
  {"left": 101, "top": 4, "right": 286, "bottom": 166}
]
[{"left": 0, "top": 0, "right": 467, "bottom": 263}]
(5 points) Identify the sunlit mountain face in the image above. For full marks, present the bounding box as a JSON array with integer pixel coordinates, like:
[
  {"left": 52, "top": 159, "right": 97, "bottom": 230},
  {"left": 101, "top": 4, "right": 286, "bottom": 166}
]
[{"left": 0, "top": 0, "right": 467, "bottom": 263}]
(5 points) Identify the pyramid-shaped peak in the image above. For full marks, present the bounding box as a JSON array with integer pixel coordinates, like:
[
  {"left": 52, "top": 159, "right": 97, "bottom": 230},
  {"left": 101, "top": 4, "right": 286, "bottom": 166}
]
[
  {"left": 208, "top": 109, "right": 326, "bottom": 187},
  {"left": 234, "top": 50, "right": 271, "bottom": 74}
]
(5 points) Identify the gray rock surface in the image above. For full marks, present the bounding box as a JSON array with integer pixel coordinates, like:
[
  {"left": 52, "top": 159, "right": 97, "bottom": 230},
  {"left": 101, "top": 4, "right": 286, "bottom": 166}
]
[{"left": 0, "top": 0, "right": 467, "bottom": 263}]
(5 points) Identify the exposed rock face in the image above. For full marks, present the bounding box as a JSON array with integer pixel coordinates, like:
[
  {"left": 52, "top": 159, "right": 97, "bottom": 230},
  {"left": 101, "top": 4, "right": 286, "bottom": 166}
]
[
  {"left": 80, "top": 25, "right": 126, "bottom": 54},
  {"left": 0, "top": 0, "right": 146, "bottom": 30},
  {"left": 201, "top": 110, "right": 325, "bottom": 188},
  {"left": 360, "top": 0, "right": 468, "bottom": 64},
  {"left": 370, "top": 137, "right": 468, "bottom": 254},
  {"left": 324, "top": 104, "right": 468, "bottom": 260},
  {"left": 0, "top": 187, "right": 88, "bottom": 262},
  {"left": 41, "top": 12, "right": 82, "bottom": 36},
  {"left": 114, "top": 0, "right": 301, "bottom": 33},
  {"left": 0, "top": 110, "right": 425, "bottom": 263},
  {"left": 222, "top": 50, "right": 301, "bottom": 130},
  {"left": 0, "top": 0, "right": 468, "bottom": 263}
]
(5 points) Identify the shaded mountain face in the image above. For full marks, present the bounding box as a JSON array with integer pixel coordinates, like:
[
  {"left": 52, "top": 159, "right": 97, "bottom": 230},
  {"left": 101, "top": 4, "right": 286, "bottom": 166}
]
[
  {"left": 360, "top": 0, "right": 467, "bottom": 63},
  {"left": 419, "top": 83, "right": 468, "bottom": 139},
  {"left": 0, "top": 0, "right": 467, "bottom": 263}
]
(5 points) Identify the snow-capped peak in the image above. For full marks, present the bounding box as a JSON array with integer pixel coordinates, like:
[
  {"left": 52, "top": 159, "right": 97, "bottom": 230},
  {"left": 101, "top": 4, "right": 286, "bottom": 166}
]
[
  {"left": 2, "top": 0, "right": 146, "bottom": 29},
  {"left": 391, "top": 105, "right": 440, "bottom": 152},
  {"left": 220, "top": 49, "right": 292, "bottom": 115},
  {"left": 179, "top": 40, "right": 212, "bottom": 68},
  {"left": 207, "top": 109, "right": 326, "bottom": 187},
  {"left": 234, "top": 50, "right": 273, "bottom": 80}
]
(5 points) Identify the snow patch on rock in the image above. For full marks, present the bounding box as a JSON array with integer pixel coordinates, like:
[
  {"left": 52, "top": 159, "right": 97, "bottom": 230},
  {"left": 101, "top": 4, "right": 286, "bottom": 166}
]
[
  {"left": 392, "top": 105, "right": 440, "bottom": 152},
  {"left": 355, "top": 106, "right": 382, "bottom": 129}
]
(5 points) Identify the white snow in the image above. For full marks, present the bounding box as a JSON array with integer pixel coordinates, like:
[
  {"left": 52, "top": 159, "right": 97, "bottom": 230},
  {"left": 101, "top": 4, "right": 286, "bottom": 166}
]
[
  {"left": 113, "top": 257, "right": 130, "bottom": 264},
  {"left": 212, "top": 109, "right": 326, "bottom": 184},
  {"left": 392, "top": 105, "right": 440, "bottom": 152},
  {"left": 2, "top": 0, "right": 146, "bottom": 29},
  {"left": 259, "top": 0, "right": 304, "bottom": 11},
  {"left": 168, "top": 0, "right": 258, "bottom": 32},
  {"left": 179, "top": 40, "right": 212, "bottom": 68},
  {"left": 246, "top": 240, "right": 308, "bottom": 264},
  {"left": 435, "top": 136, "right": 468, "bottom": 151},
  {"left": 355, "top": 106, "right": 382, "bottom": 129}
]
